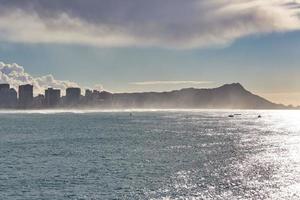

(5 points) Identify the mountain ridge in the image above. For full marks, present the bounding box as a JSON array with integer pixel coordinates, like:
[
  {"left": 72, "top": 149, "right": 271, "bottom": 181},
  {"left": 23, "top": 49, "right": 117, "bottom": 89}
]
[{"left": 106, "top": 83, "right": 289, "bottom": 109}]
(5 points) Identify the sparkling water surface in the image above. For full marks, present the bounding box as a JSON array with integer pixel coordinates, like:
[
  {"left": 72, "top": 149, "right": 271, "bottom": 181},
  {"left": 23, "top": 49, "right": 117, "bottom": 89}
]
[{"left": 0, "top": 110, "right": 300, "bottom": 199}]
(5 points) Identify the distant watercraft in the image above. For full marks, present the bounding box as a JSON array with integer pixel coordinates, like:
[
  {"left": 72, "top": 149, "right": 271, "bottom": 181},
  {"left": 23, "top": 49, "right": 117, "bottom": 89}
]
[
  {"left": 228, "top": 115, "right": 234, "bottom": 118},
  {"left": 258, "top": 115, "right": 262, "bottom": 118}
]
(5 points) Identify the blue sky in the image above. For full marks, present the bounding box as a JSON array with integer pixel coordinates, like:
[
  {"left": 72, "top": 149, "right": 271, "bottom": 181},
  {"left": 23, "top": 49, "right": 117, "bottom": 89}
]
[{"left": 0, "top": 0, "right": 300, "bottom": 105}]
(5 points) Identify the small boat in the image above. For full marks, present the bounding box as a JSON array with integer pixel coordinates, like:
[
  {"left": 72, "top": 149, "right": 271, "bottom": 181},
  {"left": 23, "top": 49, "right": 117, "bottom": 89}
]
[
  {"left": 228, "top": 115, "right": 234, "bottom": 118},
  {"left": 258, "top": 115, "right": 262, "bottom": 118}
]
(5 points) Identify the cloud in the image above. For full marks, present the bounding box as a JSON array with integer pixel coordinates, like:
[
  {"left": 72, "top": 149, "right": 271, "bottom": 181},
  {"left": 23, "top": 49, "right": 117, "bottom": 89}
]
[
  {"left": 0, "top": 0, "right": 299, "bottom": 48},
  {"left": 130, "top": 81, "right": 213, "bottom": 85},
  {"left": 0, "top": 61, "right": 79, "bottom": 95},
  {"left": 93, "top": 84, "right": 103, "bottom": 91}
]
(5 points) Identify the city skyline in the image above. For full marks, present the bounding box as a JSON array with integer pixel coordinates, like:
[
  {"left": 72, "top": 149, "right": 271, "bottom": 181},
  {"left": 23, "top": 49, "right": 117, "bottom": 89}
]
[
  {"left": 0, "top": 0, "right": 300, "bottom": 105},
  {"left": 0, "top": 82, "right": 111, "bottom": 109}
]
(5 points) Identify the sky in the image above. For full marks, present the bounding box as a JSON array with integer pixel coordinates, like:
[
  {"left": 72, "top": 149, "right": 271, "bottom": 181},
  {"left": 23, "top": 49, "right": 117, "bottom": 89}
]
[{"left": 0, "top": 0, "right": 300, "bottom": 105}]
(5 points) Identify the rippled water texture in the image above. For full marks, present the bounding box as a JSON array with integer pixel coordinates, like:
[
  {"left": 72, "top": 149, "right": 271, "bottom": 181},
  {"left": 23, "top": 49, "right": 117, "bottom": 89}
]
[{"left": 0, "top": 110, "right": 300, "bottom": 199}]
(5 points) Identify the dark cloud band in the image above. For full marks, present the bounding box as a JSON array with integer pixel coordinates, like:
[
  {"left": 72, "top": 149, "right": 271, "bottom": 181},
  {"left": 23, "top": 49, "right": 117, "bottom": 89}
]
[{"left": 0, "top": 0, "right": 299, "bottom": 48}]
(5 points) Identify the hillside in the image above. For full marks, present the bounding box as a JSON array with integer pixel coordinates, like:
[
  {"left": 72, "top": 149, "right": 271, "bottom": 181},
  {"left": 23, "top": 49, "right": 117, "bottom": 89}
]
[{"left": 109, "top": 83, "right": 286, "bottom": 109}]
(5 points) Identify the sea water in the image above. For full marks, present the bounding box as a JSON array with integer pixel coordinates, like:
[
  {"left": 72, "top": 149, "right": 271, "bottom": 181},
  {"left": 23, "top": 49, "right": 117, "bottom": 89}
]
[{"left": 0, "top": 110, "right": 300, "bottom": 199}]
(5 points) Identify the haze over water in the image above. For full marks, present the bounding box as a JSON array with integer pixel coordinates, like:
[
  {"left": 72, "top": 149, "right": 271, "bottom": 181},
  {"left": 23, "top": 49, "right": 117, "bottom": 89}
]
[{"left": 0, "top": 110, "right": 300, "bottom": 199}]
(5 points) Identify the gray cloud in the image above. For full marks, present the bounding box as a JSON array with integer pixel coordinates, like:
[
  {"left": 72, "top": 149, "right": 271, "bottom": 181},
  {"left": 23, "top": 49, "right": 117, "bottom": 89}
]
[{"left": 0, "top": 0, "right": 299, "bottom": 48}]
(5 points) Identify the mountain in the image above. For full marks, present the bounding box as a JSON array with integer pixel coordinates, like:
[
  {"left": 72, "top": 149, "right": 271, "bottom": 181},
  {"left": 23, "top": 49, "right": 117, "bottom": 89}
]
[{"left": 107, "top": 83, "right": 286, "bottom": 109}]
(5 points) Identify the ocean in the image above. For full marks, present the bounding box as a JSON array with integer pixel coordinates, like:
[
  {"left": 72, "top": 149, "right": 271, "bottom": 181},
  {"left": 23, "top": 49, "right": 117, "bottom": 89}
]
[{"left": 0, "top": 110, "right": 299, "bottom": 199}]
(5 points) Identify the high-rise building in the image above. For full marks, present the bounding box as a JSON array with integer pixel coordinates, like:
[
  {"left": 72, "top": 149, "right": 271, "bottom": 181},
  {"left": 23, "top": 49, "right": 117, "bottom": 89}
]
[
  {"left": 18, "top": 84, "right": 33, "bottom": 108},
  {"left": 0, "top": 84, "right": 17, "bottom": 108},
  {"left": 0, "top": 84, "right": 9, "bottom": 91},
  {"left": 85, "top": 89, "right": 93, "bottom": 99},
  {"left": 66, "top": 87, "right": 81, "bottom": 104},
  {"left": 45, "top": 88, "right": 61, "bottom": 107}
]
